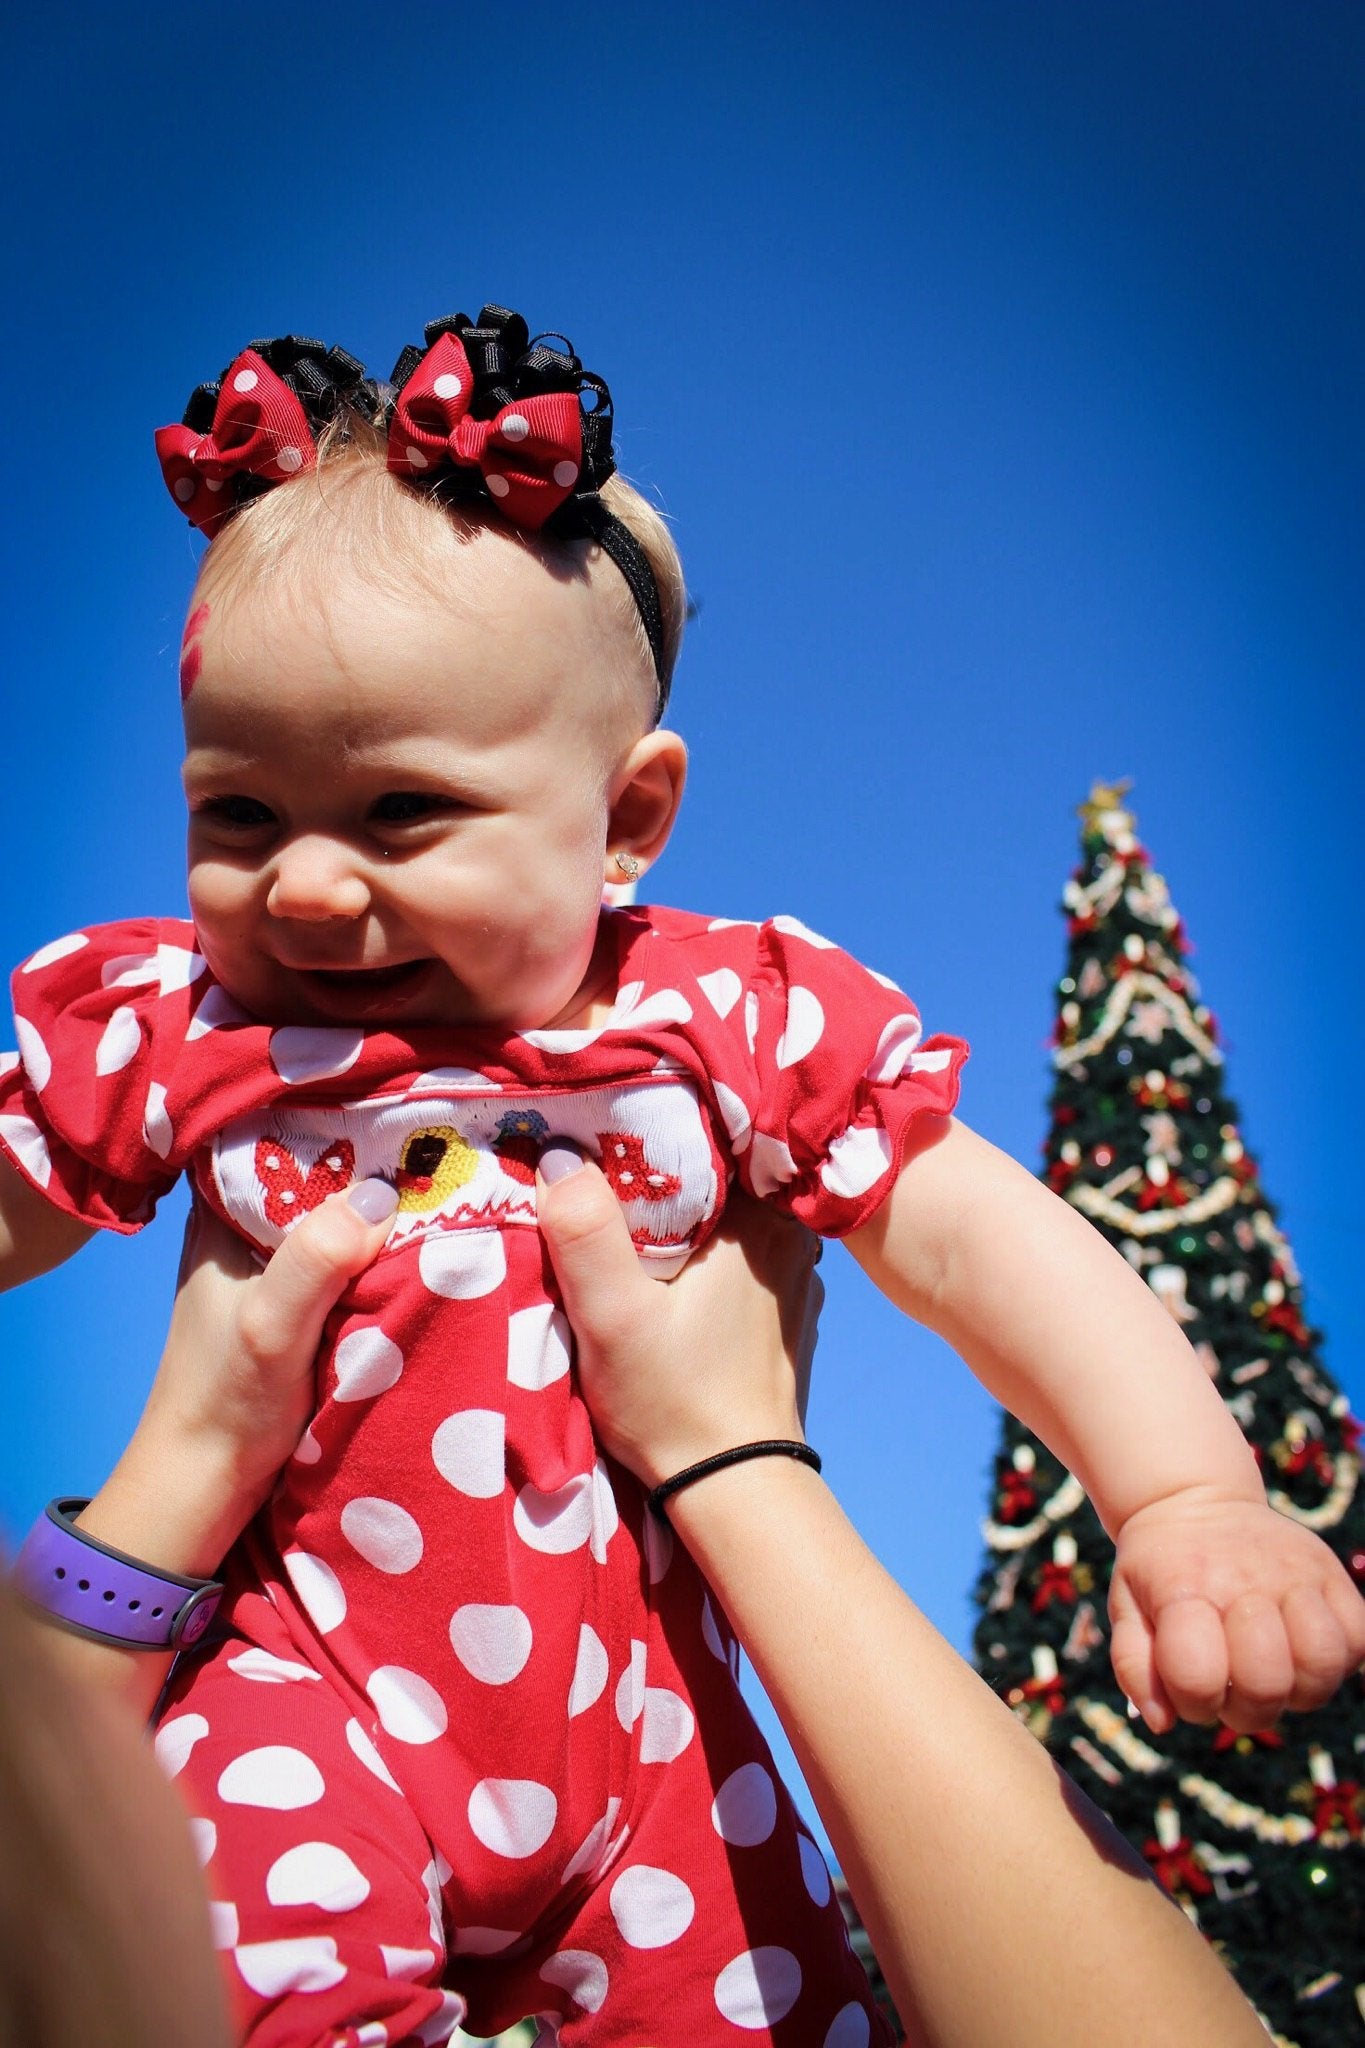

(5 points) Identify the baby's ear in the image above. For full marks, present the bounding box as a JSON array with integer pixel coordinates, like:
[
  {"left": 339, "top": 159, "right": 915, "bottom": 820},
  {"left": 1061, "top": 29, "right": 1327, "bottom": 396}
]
[{"left": 605, "top": 728, "right": 688, "bottom": 882}]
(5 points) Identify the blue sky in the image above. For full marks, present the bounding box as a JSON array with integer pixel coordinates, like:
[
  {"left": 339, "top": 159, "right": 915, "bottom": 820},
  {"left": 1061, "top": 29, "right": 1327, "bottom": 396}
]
[{"left": 3, "top": 3, "right": 1362, "bottom": 1839}]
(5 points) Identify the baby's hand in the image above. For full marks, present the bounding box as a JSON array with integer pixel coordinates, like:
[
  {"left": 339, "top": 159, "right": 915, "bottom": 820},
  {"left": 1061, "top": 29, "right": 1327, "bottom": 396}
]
[{"left": 1108, "top": 1488, "right": 1365, "bottom": 1734}]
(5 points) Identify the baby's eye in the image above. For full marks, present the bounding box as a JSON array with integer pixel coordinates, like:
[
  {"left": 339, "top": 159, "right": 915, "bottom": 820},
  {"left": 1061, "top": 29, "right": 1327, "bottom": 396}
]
[
  {"left": 371, "top": 792, "right": 452, "bottom": 824},
  {"left": 199, "top": 795, "right": 277, "bottom": 829}
]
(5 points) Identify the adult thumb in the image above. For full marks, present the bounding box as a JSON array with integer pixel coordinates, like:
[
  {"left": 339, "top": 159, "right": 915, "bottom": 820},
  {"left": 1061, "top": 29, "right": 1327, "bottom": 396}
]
[{"left": 536, "top": 1148, "right": 647, "bottom": 1346}]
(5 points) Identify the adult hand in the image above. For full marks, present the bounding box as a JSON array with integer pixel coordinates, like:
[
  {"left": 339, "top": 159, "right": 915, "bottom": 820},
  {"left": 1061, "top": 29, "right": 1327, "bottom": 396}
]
[
  {"left": 63, "top": 1182, "right": 397, "bottom": 1717},
  {"left": 535, "top": 1148, "right": 820, "bottom": 1489}
]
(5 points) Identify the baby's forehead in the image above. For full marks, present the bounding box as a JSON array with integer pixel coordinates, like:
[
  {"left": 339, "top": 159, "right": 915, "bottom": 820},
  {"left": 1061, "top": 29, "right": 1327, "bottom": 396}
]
[{"left": 197, "top": 520, "right": 650, "bottom": 751}]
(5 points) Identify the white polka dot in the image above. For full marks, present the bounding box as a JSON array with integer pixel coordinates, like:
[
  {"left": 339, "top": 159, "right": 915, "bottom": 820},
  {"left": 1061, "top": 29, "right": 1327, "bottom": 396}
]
[
  {"left": 174, "top": 475, "right": 196, "bottom": 503},
  {"left": 153, "top": 1713, "right": 209, "bottom": 1780},
  {"left": 553, "top": 459, "right": 579, "bottom": 488},
  {"left": 208, "top": 1899, "right": 238, "bottom": 1948},
  {"left": 561, "top": 1799, "right": 622, "bottom": 1884},
  {"left": 909, "top": 1045, "right": 954, "bottom": 1073},
  {"left": 419, "top": 1229, "right": 507, "bottom": 1300},
  {"left": 94, "top": 1005, "right": 142, "bottom": 1075},
  {"left": 870, "top": 967, "right": 902, "bottom": 991},
  {"left": 698, "top": 966, "right": 742, "bottom": 1017},
  {"left": 513, "top": 1471, "right": 593, "bottom": 1553},
  {"left": 0, "top": 1052, "right": 15, "bottom": 1079},
  {"left": 824, "top": 2002, "right": 872, "bottom": 2048},
  {"left": 405, "top": 444, "right": 430, "bottom": 469},
  {"left": 449, "top": 1604, "right": 533, "bottom": 1684},
  {"left": 432, "top": 1408, "right": 505, "bottom": 1498},
  {"left": 367, "top": 1666, "right": 449, "bottom": 1745},
  {"left": 540, "top": 1949, "right": 608, "bottom": 2013},
  {"left": 186, "top": 983, "right": 250, "bottom": 1039},
  {"left": 217, "top": 1746, "right": 325, "bottom": 1810},
  {"left": 711, "top": 1763, "right": 777, "bottom": 1846},
  {"left": 744, "top": 990, "right": 760, "bottom": 1052},
  {"left": 701, "top": 1593, "right": 728, "bottom": 1662},
  {"left": 715, "top": 1947, "right": 802, "bottom": 2028},
  {"left": 486, "top": 472, "right": 511, "bottom": 498},
  {"left": 293, "top": 1421, "right": 323, "bottom": 1464},
  {"left": 433, "top": 372, "right": 462, "bottom": 400},
  {"left": 266, "top": 1841, "right": 371, "bottom": 1913},
  {"left": 775, "top": 986, "right": 824, "bottom": 1069},
  {"left": 269, "top": 1025, "right": 364, "bottom": 1084},
  {"left": 283, "top": 1549, "right": 347, "bottom": 1633},
  {"left": 820, "top": 1124, "right": 893, "bottom": 1200},
  {"left": 865, "top": 1011, "right": 923, "bottom": 1082},
  {"left": 609, "top": 1865, "right": 695, "bottom": 1949},
  {"left": 615, "top": 1640, "right": 647, "bottom": 1731},
  {"left": 381, "top": 1944, "right": 436, "bottom": 1980},
  {"left": 770, "top": 915, "right": 838, "bottom": 949},
  {"left": 468, "top": 1778, "right": 558, "bottom": 1858},
  {"left": 226, "top": 1648, "right": 322, "bottom": 1685},
  {"left": 341, "top": 1497, "right": 424, "bottom": 1574},
  {"left": 232, "top": 367, "right": 259, "bottom": 394},
  {"left": 22, "top": 931, "right": 88, "bottom": 973},
  {"left": 415, "top": 1991, "right": 467, "bottom": 2044},
  {"left": 499, "top": 412, "right": 530, "bottom": 442},
  {"left": 345, "top": 1718, "right": 402, "bottom": 1792},
  {"left": 189, "top": 1816, "right": 218, "bottom": 1867},
  {"left": 507, "top": 1302, "right": 572, "bottom": 1389},
  {"left": 153, "top": 943, "right": 206, "bottom": 995},
  {"left": 275, "top": 445, "right": 304, "bottom": 473},
  {"left": 450, "top": 1926, "right": 522, "bottom": 1955},
  {"left": 205, "top": 477, "right": 225, "bottom": 493},
  {"left": 748, "top": 1131, "right": 799, "bottom": 1198},
  {"left": 421, "top": 1854, "right": 447, "bottom": 1947},
  {"left": 99, "top": 950, "right": 157, "bottom": 988},
  {"left": 233, "top": 1935, "right": 345, "bottom": 1995},
  {"left": 356, "top": 2026, "right": 389, "bottom": 2048},
  {"left": 712, "top": 1079, "right": 754, "bottom": 1153},
  {"left": 568, "top": 1624, "right": 609, "bottom": 1717},
  {"left": 333, "top": 1325, "right": 405, "bottom": 1401},
  {"left": 14, "top": 1017, "right": 50, "bottom": 1092},
  {"left": 0, "top": 1112, "right": 51, "bottom": 1187},
  {"left": 639, "top": 1687, "right": 695, "bottom": 1764},
  {"left": 142, "top": 1080, "right": 174, "bottom": 1159},
  {"left": 798, "top": 1832, "right": 832, "bottom": 1906},
  {"left": 643, "top": 1512, "right": 673, "bottom": 1585}
]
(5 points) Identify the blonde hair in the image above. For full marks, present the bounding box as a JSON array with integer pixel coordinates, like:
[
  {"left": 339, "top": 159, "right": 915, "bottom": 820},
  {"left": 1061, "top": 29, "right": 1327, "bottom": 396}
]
[{"left": 193, "top": 413, "right": 687, "bottom": 722}]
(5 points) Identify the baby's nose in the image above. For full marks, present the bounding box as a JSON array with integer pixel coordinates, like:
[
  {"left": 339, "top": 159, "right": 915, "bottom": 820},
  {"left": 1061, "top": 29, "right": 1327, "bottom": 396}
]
[{"left": 266, "top": 837, "right": 371, "bottom": 922}]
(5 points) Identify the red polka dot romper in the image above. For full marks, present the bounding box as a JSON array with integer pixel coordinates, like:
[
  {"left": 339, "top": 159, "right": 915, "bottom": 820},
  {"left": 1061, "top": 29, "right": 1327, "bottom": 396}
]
[{"left": 2, "top": 904, "right": 966, "bottom": 2048}]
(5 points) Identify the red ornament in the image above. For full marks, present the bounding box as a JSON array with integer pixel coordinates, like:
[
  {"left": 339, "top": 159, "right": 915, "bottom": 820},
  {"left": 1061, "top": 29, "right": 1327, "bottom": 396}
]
[
  {"left": 1312, "top": 1783, "right": 1362, "bottom": 1839},
  {"left": 1212, "top": 1723, "right": 1284, "bottom": 1753},
  {"left": 1031, "top": 1560, "right": 1078, "bottom": 1612},
  {"left": 997, "top": 1471, "right": 1037, "bottom": 1523},
  {"left": 1143, "top": 1834, "right": 1213, "bottom": 1899}
]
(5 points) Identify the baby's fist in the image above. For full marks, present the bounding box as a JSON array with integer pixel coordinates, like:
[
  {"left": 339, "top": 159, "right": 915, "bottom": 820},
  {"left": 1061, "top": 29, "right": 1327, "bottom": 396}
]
[{"left": 1107, "top": 1489, "right": 1365, "bottom": 1735}]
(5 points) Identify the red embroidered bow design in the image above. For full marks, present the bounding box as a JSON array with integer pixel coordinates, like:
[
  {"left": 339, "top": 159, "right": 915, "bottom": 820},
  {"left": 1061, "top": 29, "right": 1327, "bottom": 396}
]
[
  {"left": 254, "top": 1137, "right": 356, "bottom": 1230},
  {"left": 156, "top": 351, "right": 317, "bottom": 533},
  {"left": 387, "top": 333, "right": 583, "bottom": 530}
]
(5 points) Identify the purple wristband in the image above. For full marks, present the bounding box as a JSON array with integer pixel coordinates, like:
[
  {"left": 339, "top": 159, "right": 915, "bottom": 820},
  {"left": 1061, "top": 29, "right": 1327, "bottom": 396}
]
[{"left": 12, "top": 1498, "right": 224, "bottom": 1651}]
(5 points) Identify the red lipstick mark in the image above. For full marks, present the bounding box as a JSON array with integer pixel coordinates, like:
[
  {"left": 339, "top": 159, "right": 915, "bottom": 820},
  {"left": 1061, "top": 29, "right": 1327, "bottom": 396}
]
[{"left": 180, "top": 602, "right": 210, "bottom": 701}]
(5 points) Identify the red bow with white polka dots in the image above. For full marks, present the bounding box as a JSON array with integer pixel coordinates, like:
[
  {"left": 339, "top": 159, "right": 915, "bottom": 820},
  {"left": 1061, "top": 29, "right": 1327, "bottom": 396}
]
[
  {"left": 387, "top": 333, "right": 583, "bottom": 531},
  {"left": 155, "top": 350, "right": 317, "bottom": 534}
]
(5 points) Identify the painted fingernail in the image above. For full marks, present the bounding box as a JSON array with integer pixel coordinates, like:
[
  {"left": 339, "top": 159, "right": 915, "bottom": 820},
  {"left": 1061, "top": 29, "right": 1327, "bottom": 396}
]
[
  {"left": 348, "top": 1178, "right": 399, "bottom": 1223},
  {"left": 539, "top": 1144, "right": 586, "bottom": 1184}
]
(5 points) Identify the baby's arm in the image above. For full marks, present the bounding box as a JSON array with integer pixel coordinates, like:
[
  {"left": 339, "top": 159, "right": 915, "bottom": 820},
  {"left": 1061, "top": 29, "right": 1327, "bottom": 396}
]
[
  {"left": 848, "top": 1116, "right": 1365, "bottom": 1731},
  {"left": 0, "top": 1152, "right": 94, "bottom": 1289}
]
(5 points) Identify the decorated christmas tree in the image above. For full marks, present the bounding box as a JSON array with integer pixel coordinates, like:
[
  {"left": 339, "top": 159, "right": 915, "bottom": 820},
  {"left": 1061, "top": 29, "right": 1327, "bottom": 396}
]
[{"left": 973, "top": 783, "right": 1365, "bottom": 2046}]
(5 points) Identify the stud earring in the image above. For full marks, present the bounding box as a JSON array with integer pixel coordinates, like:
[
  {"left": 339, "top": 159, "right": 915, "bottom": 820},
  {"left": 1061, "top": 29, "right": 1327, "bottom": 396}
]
[{"left": 614, "top": 852, "right": 641, "bottom": 881}]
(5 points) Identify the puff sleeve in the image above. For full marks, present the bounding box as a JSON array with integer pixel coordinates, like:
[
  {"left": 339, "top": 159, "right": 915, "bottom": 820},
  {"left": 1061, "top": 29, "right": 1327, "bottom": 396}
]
[
  {"left": 0, "top": 921, "right": 209, "bottom": 1232},
  {"left": 712, "top": 915, "right": 968, "bottom": 1236}
]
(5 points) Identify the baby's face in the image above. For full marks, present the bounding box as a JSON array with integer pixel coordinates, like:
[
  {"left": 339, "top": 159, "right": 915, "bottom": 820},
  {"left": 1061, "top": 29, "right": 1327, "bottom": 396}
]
[{"left": 181, "top": 530, "right": 665, "bottom": 1032}]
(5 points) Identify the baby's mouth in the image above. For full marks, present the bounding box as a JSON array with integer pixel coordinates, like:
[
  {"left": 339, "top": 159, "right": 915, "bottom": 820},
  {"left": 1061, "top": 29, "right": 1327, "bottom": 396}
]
[{"left": 303, "top": 960, "right": 430, "bottom": 992}]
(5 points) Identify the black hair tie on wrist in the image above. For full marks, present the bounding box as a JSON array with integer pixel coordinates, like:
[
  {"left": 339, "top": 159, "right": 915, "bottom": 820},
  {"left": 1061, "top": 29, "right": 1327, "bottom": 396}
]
[{"left": 647, "top": 1441, "right": 821, "bottom": 1522}]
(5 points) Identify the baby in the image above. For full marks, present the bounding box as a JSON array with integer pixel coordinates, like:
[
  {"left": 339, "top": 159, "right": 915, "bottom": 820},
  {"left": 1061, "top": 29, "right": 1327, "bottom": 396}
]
[{"left": 3, "top": 308, "right": 1362, "bottom": 2048}]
